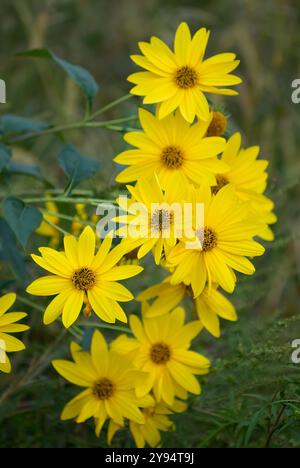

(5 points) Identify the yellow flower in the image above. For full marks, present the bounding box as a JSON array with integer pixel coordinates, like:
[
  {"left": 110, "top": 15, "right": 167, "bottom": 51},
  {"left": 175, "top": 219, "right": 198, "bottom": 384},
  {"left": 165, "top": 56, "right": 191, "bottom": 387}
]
[
  {"left": 26, "top": 226, "right": 143, "bottom": 328},
  {"left": 206, "top": 111, "right": 228, "bottom": 137},
  {"left": 212, "top": 132, "right": 269, "bottom": 197},
  {"left": 128, "top": 22, "right": 241, "bottom": 123},
  {"left": 0, "top": 293, "right": 29, "bottom": 373},
  {"left": 115, "top": 108, "right": 227, "bottom": 190},
  {"left": 52, "top": 331, "right": 148, "bottom": 438},
  {"left": 138, "top": 277, "right": 236, "bottom": 338},
  {"left": 116, "top": 173, "right": 187, "bottom": 265},
  {"left": 167, "top": 183, "right": 265, "bottom": 297},
  {"left": 108, "top": 399, "right": 187, "bottom": 448},
  {"left": 212, "top": 132, "right": 276, "bottom": 240},
  {"left": 112, "top": 306, "right": 210, "bottom": 405}
]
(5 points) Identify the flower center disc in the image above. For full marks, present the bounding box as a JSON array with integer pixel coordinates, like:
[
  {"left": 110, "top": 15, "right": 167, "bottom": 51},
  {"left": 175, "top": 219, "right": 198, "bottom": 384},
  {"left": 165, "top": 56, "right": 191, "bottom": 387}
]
[
  {"left": 161, "top": 145, "right": 184, "bottom": 169},
  {"left": 72, "top": 267, "right": 96, "bottom": 291},
  {"left": 211, "top": 175, "right": 229, "bottom": 195},
  {"left": 93, "top": 378, "right": 114, "bottom": 400},
  {"left": 150, "top": 342, "right": 171, "bottom": 364},
  {"left": 197, "top": 227, "right": 218, "bottom": 252},
  {"left": 206, "top": 111, "right": 228, "bottom": 137},
  {"left": 175, "top": 66, "right": 198, "bottom": 89}
]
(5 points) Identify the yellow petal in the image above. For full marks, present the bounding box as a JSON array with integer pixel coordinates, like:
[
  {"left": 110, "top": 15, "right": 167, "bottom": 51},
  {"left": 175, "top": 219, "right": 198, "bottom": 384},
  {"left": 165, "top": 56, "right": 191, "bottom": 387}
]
[
  {"left": 43, "top": 289, "right": 73, "bottom": 325},
  {"left": 0, "top": 293, "right": 16, "bottom": 317},
  {"left": 52, "top": 360, "right": 93, "bottom": 387},
  {"left": 174, "top": 22, "right": 191, "bottom": 65},
  {"left": 78, "top": 226, "right": 96, "bottom": 266},
  {"left": 62, "top": 290, "right": 84, "bottom": 328},
  {"left": 26, "top": 276, "right": 70, "bottom": 296},
  {"left": 0, "top": 332, "right": 25, "bottom": 352},
  {"left": 167, "top": 360, "right": 200, "bottom": 394}
]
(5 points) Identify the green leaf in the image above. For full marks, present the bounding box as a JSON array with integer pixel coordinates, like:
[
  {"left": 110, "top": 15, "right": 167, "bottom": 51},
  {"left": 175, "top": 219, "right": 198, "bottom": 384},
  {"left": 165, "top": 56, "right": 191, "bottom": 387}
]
[
  {"left": 6, "top": 161, "right": 45, "bottom": 180},
  {"left": 58, "top": 144, "right": 100, "bottom": 194},
  {"left": 0, "top": 148, "right": 51, "bottom": 185},
  {"left": 0, "top": 144, "right": 11, "bottom": 172},
  {"left": 18, "top": 49, "right": 99, "bottom": 110},
  {"left": 0, "top": 218, "right": 27, "bottom": 285},
  {"left": 3, "top": 197, "right": 43, "bottom": 248},
  {"left": 0, "top": 115, "right": 49, "bottom": 135}
]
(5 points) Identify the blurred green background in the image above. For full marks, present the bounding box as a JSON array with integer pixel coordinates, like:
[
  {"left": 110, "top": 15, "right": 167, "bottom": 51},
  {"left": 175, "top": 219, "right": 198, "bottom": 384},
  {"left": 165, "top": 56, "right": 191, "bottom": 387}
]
[{"left": 1, "top": 0, "right": 300, "bottom": 448}]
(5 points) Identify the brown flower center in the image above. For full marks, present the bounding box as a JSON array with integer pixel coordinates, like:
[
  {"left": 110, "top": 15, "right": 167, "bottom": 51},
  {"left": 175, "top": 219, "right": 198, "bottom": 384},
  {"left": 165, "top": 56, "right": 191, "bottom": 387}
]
[
  {"left": 150, "top": 342, "right": 171, "bottom": 364},
  {"left": 175, "top": 66, "right": 198, "bottom": 89},
  {"left": 206, "top": 111, "right": 228, "bottom": 137},
  {"left": 211, "top": 174, "right": 229, "bottom": 195},
  {"left": 196, "top": 226, "right": 218, "bottom": 252},
  {"left": 151, "top": 209, "right": 173, "bottom": 233},
  {"left": 93, "top": 378, "right": 114, "bottom": 400},
  {"left": 72, "top": 267, "right": 96, "bottom": 291},
  {"left": 161, "top": 145, "right": 184, "bottom": 169}
]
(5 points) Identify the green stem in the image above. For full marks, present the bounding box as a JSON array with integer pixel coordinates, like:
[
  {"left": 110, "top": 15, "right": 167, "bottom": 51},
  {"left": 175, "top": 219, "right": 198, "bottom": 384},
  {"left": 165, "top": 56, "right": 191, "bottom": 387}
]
[
  {"left": 8, "top": 115, "right": 137, "bottom": 143},
  {"left": 43, "top": 218, "right": 72, "bottom": 237},
  {"left": 90, "top": 94, "right": 134, "bottom": 119},
  {"left": 0, "top": 189, "right": 95, "bottom": 199},
  {"left": 17, "top": 295, "right": 45, "bottom": 312},
  {"left": 40, "top": 209, "right": 95, "bottom": 227},
  {"left": 81, "top": 321, "right": 133, "bottom": 335},
  {"left": 24, "top": 196, "right": 117, "bottom": 206},
  {"left": 84, "top": 115, "right": 137, "bottom": 128},
  {"left": 17, "top": 296, "right": 82, "bottom": 340}
]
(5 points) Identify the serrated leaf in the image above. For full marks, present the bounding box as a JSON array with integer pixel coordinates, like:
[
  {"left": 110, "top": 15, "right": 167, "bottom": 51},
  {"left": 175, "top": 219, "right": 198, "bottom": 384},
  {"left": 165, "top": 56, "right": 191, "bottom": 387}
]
[
  {"left": 0, "top": 218, "right": 27, "bottom": 285},
  {"left": 58, "top": 144, "right": 100, "bottom": 193},
  {"left": 18, "top": 49, "right": 99, "bottom": 110},
  {"left": 3, "top": 197, "right": 43, "bottom": 248}
]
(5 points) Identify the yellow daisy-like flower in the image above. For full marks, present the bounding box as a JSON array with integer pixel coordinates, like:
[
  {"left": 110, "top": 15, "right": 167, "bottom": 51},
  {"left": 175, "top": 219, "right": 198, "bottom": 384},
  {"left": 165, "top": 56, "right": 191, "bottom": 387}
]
[
  {"left": 26, "top": 226, "right": 143, "bottom": 328},
  {"left": 211, "top": 132, "right": 277, "bottom": 240},
  {"left": 108, "top": 398, "right": 187, "bottom": 448},
  {"left": 112, "top": 306, "right": 210, "bottom": 405},
  {"left": 128, "top": 22, "right": 241, "bottom": 123},
  {"left": 205, "top": 111, "right": 228, "bottom": 137},
  {"left": 116, "top": 173, "right": 187, "bottom": 265},
  {"left": 114, "top": 108, "right": 227, "bottom": 189},
  {"left": 0, "top": 293, "right": 29, "bottom": 373},
  {"left": 52, "top": 330, "right": 148, "bottom": 438},
  {"left": 167, "top": 183, "right": 265, "bottom": 297},
  {"left": 212, "top": 132, "right": 269, "bottom": 197}
]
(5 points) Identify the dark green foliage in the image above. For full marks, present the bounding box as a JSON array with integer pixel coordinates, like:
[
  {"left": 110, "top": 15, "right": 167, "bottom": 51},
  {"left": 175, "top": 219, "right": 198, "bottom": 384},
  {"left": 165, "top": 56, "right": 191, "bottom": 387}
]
[
  {"left": 3, "top": 197, "right": 43, "bottom": 248},
  {"left": 58, "top": 144, "right": 101, "bottom": 194}
]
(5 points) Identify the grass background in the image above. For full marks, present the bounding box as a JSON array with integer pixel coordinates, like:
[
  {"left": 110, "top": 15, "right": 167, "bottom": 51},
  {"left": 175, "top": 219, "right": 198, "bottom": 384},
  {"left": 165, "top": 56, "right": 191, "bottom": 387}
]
[{"left": 1, "top": 0, "right": 300, "bottom": 448}]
